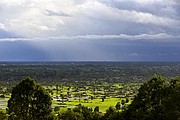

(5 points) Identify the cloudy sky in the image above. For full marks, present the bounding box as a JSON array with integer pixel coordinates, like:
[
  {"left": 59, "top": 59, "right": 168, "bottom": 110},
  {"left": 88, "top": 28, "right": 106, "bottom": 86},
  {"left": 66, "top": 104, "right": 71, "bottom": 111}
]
[{"left": 0, "top": 0, "right": 180, "bottom": 61}]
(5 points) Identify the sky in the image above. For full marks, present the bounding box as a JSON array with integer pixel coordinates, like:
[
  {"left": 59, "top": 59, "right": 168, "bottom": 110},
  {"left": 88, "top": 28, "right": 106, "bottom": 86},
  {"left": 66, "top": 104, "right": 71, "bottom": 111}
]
[{"left": 0, "top": 0, "right": 180, "bottom": 61}]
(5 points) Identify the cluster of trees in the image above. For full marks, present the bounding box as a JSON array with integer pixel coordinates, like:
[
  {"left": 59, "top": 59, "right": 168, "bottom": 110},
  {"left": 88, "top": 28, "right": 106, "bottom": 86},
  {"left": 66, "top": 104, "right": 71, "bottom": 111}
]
[
  {"left": 122, "top": 75, "right": 180, "bottom": 120},
  {"left": 1, "top": 75, "right": 180, "bottom": 120}
]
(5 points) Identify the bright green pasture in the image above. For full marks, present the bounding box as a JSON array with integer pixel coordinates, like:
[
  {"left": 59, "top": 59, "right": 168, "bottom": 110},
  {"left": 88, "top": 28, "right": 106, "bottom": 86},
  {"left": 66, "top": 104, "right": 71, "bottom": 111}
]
[{"left": 52, "top": 97, "right": 131, "bottom": 113}]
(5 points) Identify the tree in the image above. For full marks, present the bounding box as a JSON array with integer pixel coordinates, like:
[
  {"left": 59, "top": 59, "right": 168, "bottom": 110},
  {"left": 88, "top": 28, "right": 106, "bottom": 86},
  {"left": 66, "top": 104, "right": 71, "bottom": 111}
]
[
  {"left": 102, "top": 96, "right": 106, "bottom": 102},
  {"left": 60, "top": 94, "right": 65, "bottom": 104},
  {"left": 121, "top": 100, "right": 125, "bottom": 106},
  {"left": 122, "top": 75, "right": 167, "bottom": 120},
  {"left": 94, "top": 106, "right": 100, "bottom": 112},
  {"left": 102, "top": 107, "right": 120, "bottom": 120},
  {"left": 115, "top": 102, "right": 121, "bottom": 110},
  {"left": 92, "top": 112, "right": 103, "bottom": 120},
  {"left": 101, "top": 97, "right": 104, "bottom": 102},
  {"left": 54, "top": 106, "right": 60, "bottom": 113},
  {"left": 7, "top": 77, "right": 52, "bottom": 120},
  {"left": 73, "top": 104, "right": 93, "bottom": 120},
  {"left": 58, "top": 109, "right": 84, "bottom": 120},
  {"left": 125, "top": 98, "right": 129, "bottom": 103},
  {"left": 163, "top": 77, "right": 180, "bottom": 120},
  {"left": 0, "top": 111, "right": 8, "bottom": 120}
]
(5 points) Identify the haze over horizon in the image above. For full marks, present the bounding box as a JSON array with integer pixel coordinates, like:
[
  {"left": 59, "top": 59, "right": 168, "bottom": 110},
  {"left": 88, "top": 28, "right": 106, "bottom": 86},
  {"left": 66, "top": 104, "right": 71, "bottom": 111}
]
[{"left": 0, "top": 0, "right": 180, "bottom": 61}]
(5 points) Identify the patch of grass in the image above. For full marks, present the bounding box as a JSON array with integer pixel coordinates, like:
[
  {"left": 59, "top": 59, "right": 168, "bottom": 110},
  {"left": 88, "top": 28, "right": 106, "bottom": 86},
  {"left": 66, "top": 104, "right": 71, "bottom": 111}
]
[
  {"left": 52, "top": 97, "right": 131, "bottom": 113},
  {"left": 79, "top": 97, "right": 123, "bottom": 112}
]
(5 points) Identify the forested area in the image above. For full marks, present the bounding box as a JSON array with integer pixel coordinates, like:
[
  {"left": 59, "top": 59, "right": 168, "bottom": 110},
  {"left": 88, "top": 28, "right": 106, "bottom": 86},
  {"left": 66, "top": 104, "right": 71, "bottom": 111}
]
[{"left": 0, "top": 62, "right": 180, "bottom": 85}]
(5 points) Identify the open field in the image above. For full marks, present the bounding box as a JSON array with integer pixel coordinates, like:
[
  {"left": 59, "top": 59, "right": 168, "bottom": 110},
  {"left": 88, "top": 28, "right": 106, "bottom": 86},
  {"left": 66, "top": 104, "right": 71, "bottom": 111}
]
[{"left": 57, "top": 97, "right": 131, "bottom": 113}]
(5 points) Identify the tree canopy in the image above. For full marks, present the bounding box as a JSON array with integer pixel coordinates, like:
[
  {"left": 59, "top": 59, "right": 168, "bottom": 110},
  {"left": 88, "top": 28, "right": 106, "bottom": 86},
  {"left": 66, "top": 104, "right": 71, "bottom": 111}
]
[
  {"left": 7, "top": 77, "right": 52, "bottom": 120},
  {"left": 121, "top": 75, "right": 180, "bottom": 120}
]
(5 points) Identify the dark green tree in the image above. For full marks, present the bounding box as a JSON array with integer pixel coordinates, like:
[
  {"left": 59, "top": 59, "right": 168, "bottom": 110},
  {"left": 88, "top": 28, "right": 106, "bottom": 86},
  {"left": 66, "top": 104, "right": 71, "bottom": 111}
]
[
  {"left": 121, "top": 100, "right": 125, "bottom": 106},
  {"left": 125, "top": 98, "right": 129, "bottom": 103},
  {"left": 58, "top": 110, "right": 84, "bottom": 120},
  {"left": 102, "top": 106, "right": 119, "bottom": 120},
  {"left": 122, "top": 75, "right": 167, "bottom": 120},
  {"left": 7, "top": 77, "right": 52, "bottom": 120},
  {"left": 54, "top": 106, "right": 60, "bottom": 113},
  {"left": 101, "top": 96, "right": 106, "bottom": 102},
  {"left": 94, "top": 106, "right": 100, "bottom": 112},
  {"left": 60, "top": 94, "right": 64, "bottom": 104},
  {"left": 73, "top": 104, "right": 93, "bottom": 120},
  {"left": 115, "top": 102, "right": 121, "bottom": 110},
  {"left": 92, "top": 112, "right": 103, "bottom": 120},
  {"left": 163, "top": 77, "right": 180, "bottom": 120},
  {"left": 105, "top": 76, "right": 180, "bottom": 120},
  {"left": 0, "top": 111, "right": 8, "bottom": 120}
]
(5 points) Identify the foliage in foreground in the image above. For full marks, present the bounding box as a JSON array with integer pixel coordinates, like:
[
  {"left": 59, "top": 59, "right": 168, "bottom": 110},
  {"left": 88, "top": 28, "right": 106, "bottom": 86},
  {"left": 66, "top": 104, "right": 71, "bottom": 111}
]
[
  {"left": 122, "top": 75, "right": 180, "bottom": 120},
  {"left": 7, "top": 77, "right": 52, "bottom": 120}
]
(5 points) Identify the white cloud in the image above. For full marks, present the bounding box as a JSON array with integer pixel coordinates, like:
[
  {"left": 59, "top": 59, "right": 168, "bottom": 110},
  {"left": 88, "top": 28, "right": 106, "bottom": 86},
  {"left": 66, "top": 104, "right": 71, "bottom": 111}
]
[
  {"left": 77, "top": 1, "right": 179, "bottom": 26},
  {"left": 0, "top": 33, "right": 179, "bottom": 42},
  {"left": 0, "top": 0, "right": 179, "bottom": 38},
  {"left": 0, "top": 23, "right": 5, "bottom": 29}
]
